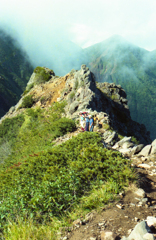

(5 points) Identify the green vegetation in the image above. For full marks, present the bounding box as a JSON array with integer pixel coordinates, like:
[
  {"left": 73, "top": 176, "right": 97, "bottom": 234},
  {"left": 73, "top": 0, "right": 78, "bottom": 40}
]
[
  {"left": 33, "top": 67, "right": 51, "bottom": 84},
  {"left": 0, "top": 101, "right": 136, "bottom": 238},
  {"left": 111, "top": 94, "right": 119, "bottom": 101},
  {"left": 23, "top": 83, "right": 34, "bottom": 95},
  {"left": 69, "top": 91, "right": 75, "bottom": 100},
  {"left": 40, "top": 96, "right": 46, "bottom": 104},
  {"left": 131, "top": 136, "right": 140, "bottom": 145},
  {"left": 0, "top": 132, "right": 135, "bottom": 224},
  {"left": 20, "top": 95, "right": 34, "bottom": 108},
  {"left": 0, "top": 102, "right": 135, "bottom": 240},
  {"left": 103, "top": 123, "right": 110, "bottom": 130},
  {"left": 73, "top": 79, "right": 79, "bottom": 90},
  {"left": 85, "top": 35, "right": 156, "bottom": 139},
  {"left": 3, "top": 217, "right": 60, "bottom": 240},
  {"left": 0, "top": 29, "right": 33, "bottom": 117}
]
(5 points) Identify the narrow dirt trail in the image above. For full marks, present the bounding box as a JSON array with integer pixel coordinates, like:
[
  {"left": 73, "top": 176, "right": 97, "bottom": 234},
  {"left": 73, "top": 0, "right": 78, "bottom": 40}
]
[{"left": 67, "top": 166, "right": 156, "bottom": 239}]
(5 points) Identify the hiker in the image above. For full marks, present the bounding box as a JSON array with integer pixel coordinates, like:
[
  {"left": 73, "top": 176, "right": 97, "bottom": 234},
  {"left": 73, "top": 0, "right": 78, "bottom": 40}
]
[
  {"left": 94, "top": 114, "right": 100, "bottom": 128},
  {"left": 84, "top": 113, "right": 89, "bottom": 131},
  {"left": 89, "top": 115, "right": 94, "bottom": 132},
  {"left": 79, "top": 112, "right": 85, "bottom": 131},
  {"left": 93, "top": 115, "right": 98, "bottom": 126}
]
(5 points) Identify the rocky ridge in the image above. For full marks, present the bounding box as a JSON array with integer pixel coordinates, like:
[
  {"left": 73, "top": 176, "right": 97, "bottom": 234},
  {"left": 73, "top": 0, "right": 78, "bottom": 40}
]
[
  {"left": 1, "top": 65, "right": 156, "bottom": 239},
  {"left": 1, "top": 65, "right": 150, "bottom": 145}
]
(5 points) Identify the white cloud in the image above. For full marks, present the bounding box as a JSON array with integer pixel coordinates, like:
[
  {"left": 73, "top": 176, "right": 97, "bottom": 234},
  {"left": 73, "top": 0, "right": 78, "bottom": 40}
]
[{"left": 0, "top": 0, "right": 156, "bottom": 70}]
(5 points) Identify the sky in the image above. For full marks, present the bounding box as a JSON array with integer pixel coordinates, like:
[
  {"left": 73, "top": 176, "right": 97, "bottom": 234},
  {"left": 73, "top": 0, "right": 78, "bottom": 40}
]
[
  {"left": 0, "top": 0, "right": 156, "bottom": 50},
  {"left": 0, "top": 0, "right": 156, "bottom": 74}
]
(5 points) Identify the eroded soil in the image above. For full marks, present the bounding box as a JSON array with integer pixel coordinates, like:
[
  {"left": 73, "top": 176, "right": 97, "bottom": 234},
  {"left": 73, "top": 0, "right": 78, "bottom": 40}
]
[{"left": 65, "top": 160, "right": 156, "bottom": 240}]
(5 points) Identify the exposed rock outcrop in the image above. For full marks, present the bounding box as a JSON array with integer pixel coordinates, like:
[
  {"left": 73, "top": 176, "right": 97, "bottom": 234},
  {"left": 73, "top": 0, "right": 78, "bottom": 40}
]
[
  {"left": 0, "top": 65, "right": 151, "bottom": 145},
  {"left": 62, "top": 65, "right": 150, "bottom": 145}
]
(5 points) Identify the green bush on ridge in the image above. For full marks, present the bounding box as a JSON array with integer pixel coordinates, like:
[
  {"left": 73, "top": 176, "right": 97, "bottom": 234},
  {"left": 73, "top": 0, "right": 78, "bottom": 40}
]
[
  {"left": 33, "top": 67, "right": 51, "bottom": 84},
  {"left": 21, "top": 95, "right": 34, "bottom": 108}
]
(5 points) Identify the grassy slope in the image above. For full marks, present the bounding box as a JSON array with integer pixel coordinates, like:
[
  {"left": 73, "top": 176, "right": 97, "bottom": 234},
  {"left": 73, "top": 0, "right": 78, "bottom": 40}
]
[
  {"left": 84, "top": 35, "right": 156, "bottom": 139},
  {"left": 0, "top": 101, "right": 136, "bottom": 239}
]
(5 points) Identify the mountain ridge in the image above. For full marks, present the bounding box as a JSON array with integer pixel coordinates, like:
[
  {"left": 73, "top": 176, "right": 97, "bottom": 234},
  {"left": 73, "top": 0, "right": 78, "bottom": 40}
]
[
  {"left": 1, "top": 64, "right": 156, "bottom": 239},
  {"left": 84, "top": 35, "right": 156, "bottom": 139},
  {"left": 1, "top": 65, "right": 151, "bottom": 145}
]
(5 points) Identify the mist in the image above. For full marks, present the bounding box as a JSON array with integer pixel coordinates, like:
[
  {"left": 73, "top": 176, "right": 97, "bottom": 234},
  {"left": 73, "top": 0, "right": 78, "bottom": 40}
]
[
  {"left": 0, "top": 25, "right": 87, "bottom": 76},
  {"left": 0, "top": 0, "right": 156, "bottom": 76}
]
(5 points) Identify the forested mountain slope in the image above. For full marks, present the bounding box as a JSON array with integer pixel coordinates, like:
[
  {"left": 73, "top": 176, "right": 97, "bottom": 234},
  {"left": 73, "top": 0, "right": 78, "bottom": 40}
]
[
  {"left": 0, "top": 29, "right": 33, "bottom": 117},
  {"left": 84, "top": 35, "right": 156, "bottom": 139}
]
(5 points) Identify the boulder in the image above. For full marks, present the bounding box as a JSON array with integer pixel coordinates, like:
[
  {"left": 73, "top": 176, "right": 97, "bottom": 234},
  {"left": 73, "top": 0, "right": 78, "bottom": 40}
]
[
  {"left": 101, "top": 231, "right": 115, "bottom": 240},
  {"left": 134, "top": 188, "right": 146, "bottom": 198},
  {"left": 122, "top": 141, "right": 134, "bottom": 149},
  {"left": 138, "top": 145, "right": 152, "bottom": 157},
  {"left": 73, "top": 219, "right": 82, "bottom": 226},
  {"left": 151, "top": 139, "right": 156, "bottom": 155},
  {"left": 147, "top": 216, "right": 156, "bottom": 228},
  {"left": 121, "top": 221, "right": 152, "bottom": 240},
  {"left": 103, "top": 131, "right": 117, "bottom": 144},
  {"left": 112, "top": 136, "right": 132, "bottom": 149},
  {"left": 131, "top": 144, "right": 144, "bottom": 155},
  {"left": 119, "top": 148, "right": 132, "bottom": 157},
  {"left": 138, "top": 164, "right": 151, "bottom": 170}
]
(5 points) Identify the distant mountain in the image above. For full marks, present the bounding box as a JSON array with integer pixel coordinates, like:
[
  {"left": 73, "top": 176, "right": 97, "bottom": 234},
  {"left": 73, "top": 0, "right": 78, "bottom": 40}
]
[
  {"left": 0, "top": 29, "right": 33, "bottom": 118},
  {"left": 84, "top": 35, "right": 156, "bottom": 139},
  {"left": 25, "top": 37, "right": 88, "bottom": 76}
]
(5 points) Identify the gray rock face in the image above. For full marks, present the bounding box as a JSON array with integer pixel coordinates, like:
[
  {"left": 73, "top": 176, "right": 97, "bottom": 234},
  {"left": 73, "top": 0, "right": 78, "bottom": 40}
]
[
  {"left": 69, "top": 101, "right": 79, "bottom": 114},
  {"left": 121, "top": 221, "right": 152, "bottom": 240},
  {"left": 1, "top": 64, "right": 151, "bottom": 146},
  {"left": 151, "top": 139, "right": 156, "bottom": 155},
  {"left": 112, "top": 137, "right": 132, "bottom": 149},
  {"left": 64, "top": 65, "right": 151, "bottom": 145},
  {"left": 138, "top": 145, "right": 152, "bottom": 157},
  {"left": 103, "top": 131, "right": 117, "bottom": 144},
  {"left": 131, "top": 144, "right": 144, "bottom": 155}
]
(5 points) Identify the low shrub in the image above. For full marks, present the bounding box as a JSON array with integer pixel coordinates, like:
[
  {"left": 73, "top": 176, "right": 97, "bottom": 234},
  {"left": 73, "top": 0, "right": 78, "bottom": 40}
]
[
  {"left": 40, "top": 96, "right": 46, "bottom": 104},
  {"left": 131, "top": 136, "right": 140, "bottom": 145},
  {"left": 0, "top": 114, "right": 25, "bottom": 142},
  {"left": 34, "top": 67, "right": 51, "bottom": 84},
  {"left": 51, "top": 118, "right": 76, "bottom": 137},
  {"left": 0, "top": 132, "right": 135, "bottom": 226},
  {"left": 21, "top": 95, "right": 34, "bottom": 108}
]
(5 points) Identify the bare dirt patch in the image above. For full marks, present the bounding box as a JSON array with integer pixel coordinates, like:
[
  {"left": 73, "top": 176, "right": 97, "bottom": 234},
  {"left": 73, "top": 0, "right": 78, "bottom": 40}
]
[{"left": 31, "top": 73, "right": 74, "bottom": 108}]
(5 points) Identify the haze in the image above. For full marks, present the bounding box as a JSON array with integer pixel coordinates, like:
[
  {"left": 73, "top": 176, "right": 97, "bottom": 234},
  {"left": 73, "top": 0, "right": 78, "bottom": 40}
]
[{"left": 0, "top": 0, "right": 156, "bottom": 74}]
